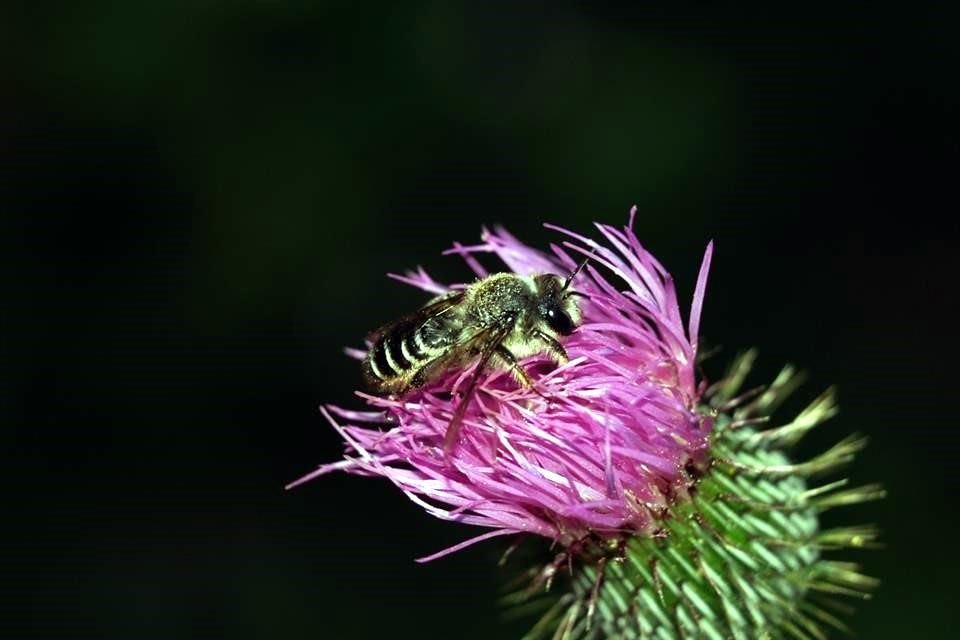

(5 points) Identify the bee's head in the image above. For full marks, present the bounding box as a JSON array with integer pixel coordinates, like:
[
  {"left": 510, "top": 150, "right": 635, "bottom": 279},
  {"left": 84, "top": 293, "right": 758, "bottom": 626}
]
[{"left": 533, "top": 273, "right": 581, "bottom": 336}]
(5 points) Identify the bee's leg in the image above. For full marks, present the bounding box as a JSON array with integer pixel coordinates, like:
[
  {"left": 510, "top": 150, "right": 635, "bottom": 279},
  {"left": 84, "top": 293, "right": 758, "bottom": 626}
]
[
  {"left": 444, "top": 325, "right": 511, "bottom": 454},
  {"left": 532, "top": 329, "right": 569, "bottom": 365},
  {"left": 493, "top": 346, "right": 534, "bottom": 388},
  {"left": 494, "top": 346, "right": 548, "bottom": 399}
]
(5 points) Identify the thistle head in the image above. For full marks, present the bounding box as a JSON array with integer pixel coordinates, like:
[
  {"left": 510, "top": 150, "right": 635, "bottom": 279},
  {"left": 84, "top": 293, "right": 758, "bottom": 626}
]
[
  {"left": 290, "top": 208, "right": 713, "bottom": 550},
  {"left": 291, "top": 208, "right": 881, "bottom": 638}
]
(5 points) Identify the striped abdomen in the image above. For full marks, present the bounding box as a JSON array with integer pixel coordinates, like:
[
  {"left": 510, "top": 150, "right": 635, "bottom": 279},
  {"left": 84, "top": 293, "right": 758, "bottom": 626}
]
[{"left": 362, "top": 316, "right": 452, "bottom": 395}]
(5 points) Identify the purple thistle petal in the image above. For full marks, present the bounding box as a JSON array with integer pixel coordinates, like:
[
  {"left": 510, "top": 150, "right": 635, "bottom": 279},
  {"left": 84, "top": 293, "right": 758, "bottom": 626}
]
[
  {"left": 442, "top": 242, "right": 489, "bottom": 278},
  {"left": 387, "top": 267, "right": 449, "bottom": 295},
  {"left": 291, "top": 211, "right": 715, "bottom": 557},
  {"left": 414, "top": 528, "right": 523, "bottom": 563},
  {"left": 689, "top": 240, "right": 714, "bottom": 354}
]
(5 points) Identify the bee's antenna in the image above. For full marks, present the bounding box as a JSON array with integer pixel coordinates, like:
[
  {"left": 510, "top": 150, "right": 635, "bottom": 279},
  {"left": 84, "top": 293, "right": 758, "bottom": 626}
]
[{"left": 562, "top": 248, "right": 596, "bottom": 292}]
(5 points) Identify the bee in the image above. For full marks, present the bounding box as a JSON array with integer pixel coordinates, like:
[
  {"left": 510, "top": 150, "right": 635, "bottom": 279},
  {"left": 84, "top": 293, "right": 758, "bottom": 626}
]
[{"left": 362, "top": 259, "right": 589, "bottom": 451}]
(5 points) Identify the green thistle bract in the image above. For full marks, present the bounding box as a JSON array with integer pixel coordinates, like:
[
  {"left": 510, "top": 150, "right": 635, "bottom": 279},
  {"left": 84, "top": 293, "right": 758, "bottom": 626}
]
[{"left": 509, "top": 350, "right": 882, "bottom": 640}]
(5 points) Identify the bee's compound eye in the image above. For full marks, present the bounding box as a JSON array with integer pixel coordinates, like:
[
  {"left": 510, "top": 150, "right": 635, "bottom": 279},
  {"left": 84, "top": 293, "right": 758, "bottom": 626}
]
[{"left": 546, "top": 308, "right": 574, "bottom": 336}]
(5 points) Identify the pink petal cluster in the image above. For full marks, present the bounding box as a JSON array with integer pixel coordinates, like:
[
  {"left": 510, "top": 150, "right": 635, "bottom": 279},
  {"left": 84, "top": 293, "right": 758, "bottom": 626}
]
[{"left": 290, "top": 208, "right": 715, "bottom": 560}]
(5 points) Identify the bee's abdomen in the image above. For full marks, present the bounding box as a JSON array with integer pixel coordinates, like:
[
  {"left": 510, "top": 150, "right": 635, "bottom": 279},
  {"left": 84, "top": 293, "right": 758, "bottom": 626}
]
[
  {"left": 364, "top": 321, "right": 445, "bottom": 393},
  {"left": 367, "top": 330, "right": 409, "bottom": 380}
]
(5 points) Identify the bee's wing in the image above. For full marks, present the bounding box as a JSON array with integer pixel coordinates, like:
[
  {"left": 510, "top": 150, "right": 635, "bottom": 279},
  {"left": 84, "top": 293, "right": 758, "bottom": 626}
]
[
  {"left": 442, "top": 323, "right": 513, "bottom": 454},
  {"left": 366, "top": 290, "right": 465, "bottom": 342}
]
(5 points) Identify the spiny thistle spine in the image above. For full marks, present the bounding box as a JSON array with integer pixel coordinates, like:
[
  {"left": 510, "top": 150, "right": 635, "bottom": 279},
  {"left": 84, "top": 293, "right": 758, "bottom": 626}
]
[{"left": 511, "top": 350, "right": 883, "bottom": 640}]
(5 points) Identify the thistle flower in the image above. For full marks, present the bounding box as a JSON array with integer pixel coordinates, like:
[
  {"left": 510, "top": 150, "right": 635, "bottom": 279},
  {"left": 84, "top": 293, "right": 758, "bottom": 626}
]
[{"left": 291, "top": 208, "right": 881, "bottom": 639}]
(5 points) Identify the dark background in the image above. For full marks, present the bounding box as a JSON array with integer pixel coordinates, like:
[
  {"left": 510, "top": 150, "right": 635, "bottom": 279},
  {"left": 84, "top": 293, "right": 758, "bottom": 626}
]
[{"left": 5, "top": 3, "right": 957, "bottom": 638}]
